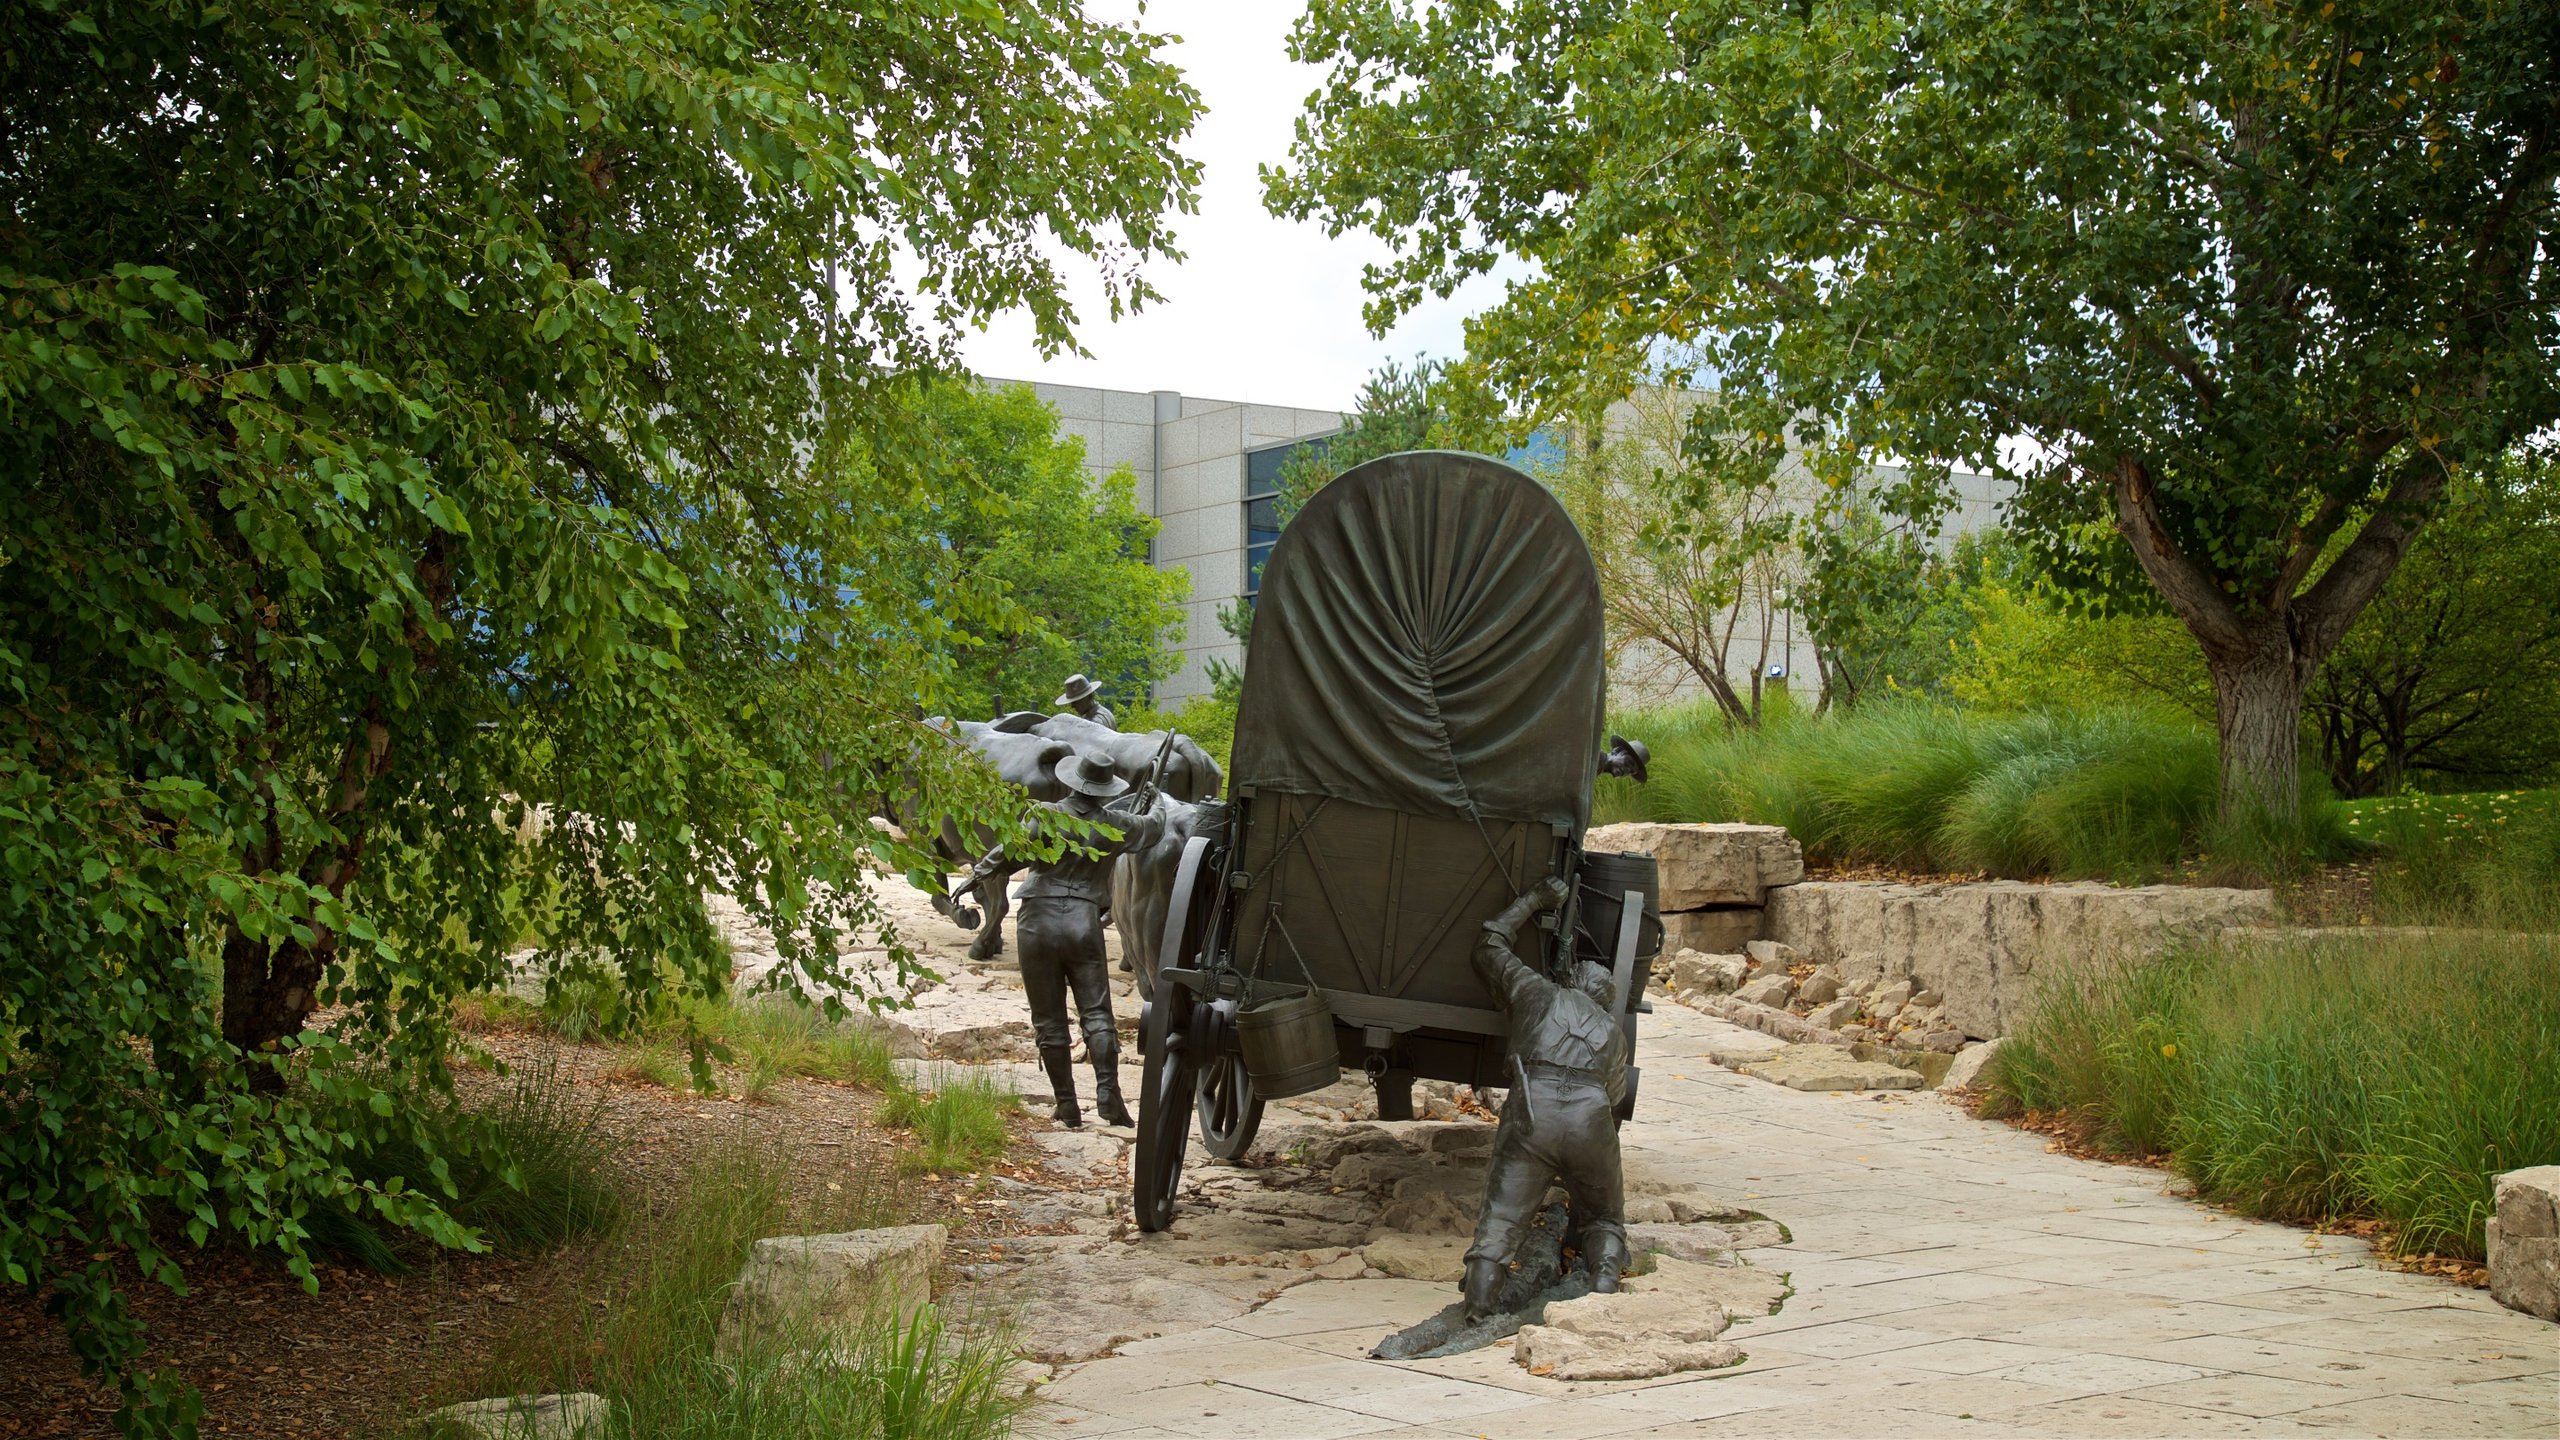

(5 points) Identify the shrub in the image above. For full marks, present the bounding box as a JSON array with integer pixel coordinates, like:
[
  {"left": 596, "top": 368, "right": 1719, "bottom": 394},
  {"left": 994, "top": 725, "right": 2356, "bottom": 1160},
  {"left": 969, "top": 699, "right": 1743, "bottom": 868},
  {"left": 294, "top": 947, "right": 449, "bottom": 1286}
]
[{"left": 1985, "top": 929, "right": 2560, "bottom": 1260}]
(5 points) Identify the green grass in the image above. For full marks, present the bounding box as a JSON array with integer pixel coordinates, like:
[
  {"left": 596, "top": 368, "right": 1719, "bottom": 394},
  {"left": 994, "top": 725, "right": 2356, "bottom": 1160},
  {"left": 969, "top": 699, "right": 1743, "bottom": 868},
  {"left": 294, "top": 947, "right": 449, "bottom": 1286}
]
[
  {"left": 450, "top": 1134, "right": 1024, "bottom": 1440},
  {"left": 879, "top": 1068, "right": 1019, "bottom": 1174},
  {"left": 1984, "top": 927, "right": 2560, "bottom": 1260},
  {"left": 1598, "top": 697, "right": 2345, "bottom": 882},
  {"left": 2343, "top": 788, "right": 2560, "bottom": 926},
  {"left": 309, "top": 1063, "right": 624, "bottom": 1273},
  {"left": 470, "top": 984, "right": 905, "bottom": 1099}
]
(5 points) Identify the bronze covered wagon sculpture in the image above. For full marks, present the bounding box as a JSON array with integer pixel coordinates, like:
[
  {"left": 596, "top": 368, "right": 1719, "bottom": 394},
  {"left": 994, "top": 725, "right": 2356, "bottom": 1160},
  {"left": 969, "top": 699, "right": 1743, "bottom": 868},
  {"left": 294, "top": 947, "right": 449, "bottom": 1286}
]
[{"left": 1133, "top": 450, "right": 1662, "bottom": 1281}]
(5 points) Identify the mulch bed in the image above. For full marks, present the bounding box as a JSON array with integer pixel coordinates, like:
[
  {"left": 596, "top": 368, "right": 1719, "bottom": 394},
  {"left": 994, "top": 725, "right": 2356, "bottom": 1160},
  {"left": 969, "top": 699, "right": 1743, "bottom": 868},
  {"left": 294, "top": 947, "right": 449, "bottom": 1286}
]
[{"left": 0, "top": 1025, "right": 1043, "bottom": 1439}]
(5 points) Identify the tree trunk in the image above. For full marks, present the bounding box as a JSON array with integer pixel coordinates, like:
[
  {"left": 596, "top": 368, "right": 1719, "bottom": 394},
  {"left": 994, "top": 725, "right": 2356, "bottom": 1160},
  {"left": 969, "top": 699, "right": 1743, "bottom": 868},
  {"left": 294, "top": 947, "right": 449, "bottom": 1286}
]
[
  {"left": 221, "top": 930, "right": 331, "bottom": 1091},
  {"left": 2201, "top": 623, "right": 2310, "bottom": 823}
]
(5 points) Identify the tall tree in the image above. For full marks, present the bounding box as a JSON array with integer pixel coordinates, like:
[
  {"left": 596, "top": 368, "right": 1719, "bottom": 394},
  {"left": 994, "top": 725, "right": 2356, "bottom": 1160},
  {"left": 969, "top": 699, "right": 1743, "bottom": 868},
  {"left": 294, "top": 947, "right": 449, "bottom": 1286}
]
[
  {"left": 1269, "top": 0, "right": 2560, "bottom": 819},
  {"left": 1549, "top": 385, "right": 1800, "bottom": 722},
  {"left": 2305, "top": 454, "right": 2560, "bottom": 795},
  {"left": 0, "top": 0, "right": 1197, "bottom": 1427},
  {"left": 908, "top": 381, "right": 1189, "bottom": 718}
]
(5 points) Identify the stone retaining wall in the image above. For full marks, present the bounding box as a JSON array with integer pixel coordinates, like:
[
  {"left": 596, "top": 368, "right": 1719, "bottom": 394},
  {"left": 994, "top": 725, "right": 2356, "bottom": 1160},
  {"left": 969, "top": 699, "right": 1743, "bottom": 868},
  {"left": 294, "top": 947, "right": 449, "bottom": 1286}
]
[
  {"left": 1761, "top": 879, "right": 2276, "bottom": 1039},
  {"left": 1587, "top": 822, "right": 2278, "bottom": 1040},
  {"left": 1586, "top": 822, "right": 1799, "bottom": 956}
]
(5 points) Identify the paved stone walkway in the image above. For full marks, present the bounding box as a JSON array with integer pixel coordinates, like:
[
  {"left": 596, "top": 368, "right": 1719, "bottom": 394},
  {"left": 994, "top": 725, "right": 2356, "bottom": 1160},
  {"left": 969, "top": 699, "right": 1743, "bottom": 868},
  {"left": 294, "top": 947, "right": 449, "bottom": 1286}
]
[{"left": 1031, "top": 1002, "right": 2558, "bottom": 1438}]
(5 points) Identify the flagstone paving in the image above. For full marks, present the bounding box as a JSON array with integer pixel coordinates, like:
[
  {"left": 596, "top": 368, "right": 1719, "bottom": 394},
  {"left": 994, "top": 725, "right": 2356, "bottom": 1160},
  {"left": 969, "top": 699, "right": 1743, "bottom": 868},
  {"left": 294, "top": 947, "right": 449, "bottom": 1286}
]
[{"left": 1028, "top": 1002, "right": 2557, "bottom": 1438}]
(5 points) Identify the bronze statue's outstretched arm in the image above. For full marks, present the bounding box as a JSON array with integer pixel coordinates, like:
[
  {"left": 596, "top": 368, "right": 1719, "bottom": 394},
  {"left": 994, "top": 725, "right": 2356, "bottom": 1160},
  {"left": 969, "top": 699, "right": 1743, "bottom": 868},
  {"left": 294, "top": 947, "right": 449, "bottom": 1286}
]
[{"left": 1473, "top": 875, "right": 1570, "bottom": 1010}]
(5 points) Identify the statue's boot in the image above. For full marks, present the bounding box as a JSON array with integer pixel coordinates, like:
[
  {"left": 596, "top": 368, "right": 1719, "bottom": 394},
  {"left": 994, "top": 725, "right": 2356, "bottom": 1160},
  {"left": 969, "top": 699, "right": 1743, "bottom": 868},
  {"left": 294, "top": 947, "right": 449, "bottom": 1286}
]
[
  {"left": 1041, "top": 1044, "right": 1084, "bottom": 1128},
  {"left": 1586, "top": 1230, "right": 1630, "bottom": 1295},
  {"left": 1089, "top": 1040, "right": 1135, "bottom": 1128},
  {"left": 1462, "top": 1257, "right": 1507, "bottom": 1322}
]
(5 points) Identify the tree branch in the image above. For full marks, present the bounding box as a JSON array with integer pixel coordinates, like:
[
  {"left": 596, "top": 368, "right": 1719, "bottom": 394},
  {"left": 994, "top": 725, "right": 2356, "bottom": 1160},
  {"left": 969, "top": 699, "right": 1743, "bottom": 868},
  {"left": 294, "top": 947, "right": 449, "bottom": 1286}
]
[
  {"left": 2293, "top": 455, "right": 2450, "bottom": 661},
  {"left": 2110, "top": 455, "right": 2244, "bottom": 647}
]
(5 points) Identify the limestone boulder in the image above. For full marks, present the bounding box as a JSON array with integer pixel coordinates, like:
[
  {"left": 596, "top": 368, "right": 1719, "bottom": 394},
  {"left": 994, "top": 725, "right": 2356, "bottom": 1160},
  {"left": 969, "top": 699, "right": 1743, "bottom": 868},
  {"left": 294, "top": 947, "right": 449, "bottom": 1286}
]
[
  {"left": 1364, "top": 1233, "right": 1470, "bottom": 1283},
  {"left": 1515, "top": 1285, "right": 1740, "bottom": 1380},
  {"left": 1796, "top": 971, "right": 1843, "bottom": 1005},
  {"left": 1659, "top": 907, "right": 1761, "bottom": 956},
  {"left": 1937, "top": 1037, "right": 2010, "bottom": 1093},
  {"left": 1803, "top": 997, "right": 1861, "bottom": 1030},
  {"left": 2489, "top": 1166, "right": 2560, "bottom": 1322},
  {"left": 1626, "top": 1222, "right": 1735, "bottom": 1267},
  {"left": 1412, "top": 1121, "right": 1497, "bottom": 1157},
  {"left": 715, "top": 1225, "right": 945, "bottom": 1361},
  {"left": 990, "top": 1248, "right": 1310, "bottom": 1364},
  {"left": 1744, "top": 939, "right": 1799, "bottom": 969},
  {"left": 1733, "top": 972, "right": 1796, "bottom": 1008},
  {"left": 1621, "top": 1194, "right": 1676, "bottom": 1225},
  {"left": 1761, "top": 880, "right": 2275, "bottom": 1039},
  {"left": 1722, "top": 1220, "right": 1788, "bottom": 1250},
  {"left": 1642, "top": 1254, "right": 1789, "bottom": 1314},
  {"left": 1378, "top": 1166, "right": 1486, "bottom": 1236},
  {"left": 423, "top": 1394, "right": 607, "bottom": 1440},
  {"left": 1215, "top": 1186, "right": 1374, "bottom": 1228},
  {"left": 1332, "top": 1149, "right": 1440, "bottom": 1193},
  {"left": 1143, "top": 1206, "right": 1367, "bottom": 1260},
  {"left": 1585, "top": 822, "right": 1804, "bottom": 908},
  {"left": 1737, "top": 1045, "right": 1923, "bottom": 1093},
  {"left": 1034, "top": 1129, "right": 1128, "bottom": 1175},
  {"left": 1666, "top": 949, "right": 1748, "bottom": 996},
  {"left": 1665, "top": 1192, "right": 1749, "bottom": 1224}
]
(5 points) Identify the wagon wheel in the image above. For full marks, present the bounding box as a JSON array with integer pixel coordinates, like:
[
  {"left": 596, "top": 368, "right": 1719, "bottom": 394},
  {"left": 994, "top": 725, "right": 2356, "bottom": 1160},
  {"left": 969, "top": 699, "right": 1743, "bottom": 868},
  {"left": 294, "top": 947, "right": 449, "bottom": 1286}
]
[
  {"left": 1135, "top": 836, "right": 1218, "bottom": 1231},
  {"left": 1134, "top": 994, "right": 1198, "bottom": 1232},
  {"left": 1194, "top": 1043, "right": 1263, "bottom": 1161}
]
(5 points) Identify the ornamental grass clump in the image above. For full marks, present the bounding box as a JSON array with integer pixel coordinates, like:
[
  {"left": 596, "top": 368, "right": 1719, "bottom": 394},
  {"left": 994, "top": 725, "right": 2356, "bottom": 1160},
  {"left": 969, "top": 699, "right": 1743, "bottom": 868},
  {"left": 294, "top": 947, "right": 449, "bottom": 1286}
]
[
  {"left": 306, "top": 1062, "right": 624, "bottom": 1274},
  {"left": 1985, "top": 927, "right": 2560, "bottom": 1260},
  {"left": 1598, "top": 698, "right": 2331, "bottom": 880},
  {"left": 880, "top": 1070, "right": 1019, "bottom": 1175}
]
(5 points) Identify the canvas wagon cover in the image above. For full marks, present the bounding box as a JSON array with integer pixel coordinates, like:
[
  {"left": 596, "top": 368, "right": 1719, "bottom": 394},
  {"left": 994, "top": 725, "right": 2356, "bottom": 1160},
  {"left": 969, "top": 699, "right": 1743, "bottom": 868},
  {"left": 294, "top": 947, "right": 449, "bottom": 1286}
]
[{"left": 1231, "top": 450, "right": 1606, "bottom": 834}]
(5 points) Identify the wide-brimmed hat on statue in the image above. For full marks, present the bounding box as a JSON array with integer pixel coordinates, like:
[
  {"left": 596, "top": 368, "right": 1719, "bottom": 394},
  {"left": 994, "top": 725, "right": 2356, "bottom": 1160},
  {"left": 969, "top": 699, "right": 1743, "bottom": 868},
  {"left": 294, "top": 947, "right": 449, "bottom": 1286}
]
[
  {"left": 1054, "top": 748, "right": 1130, "bottom": 799},
  {"left": 1054, "top": 673, "right": 1103, "bottom": 708}
]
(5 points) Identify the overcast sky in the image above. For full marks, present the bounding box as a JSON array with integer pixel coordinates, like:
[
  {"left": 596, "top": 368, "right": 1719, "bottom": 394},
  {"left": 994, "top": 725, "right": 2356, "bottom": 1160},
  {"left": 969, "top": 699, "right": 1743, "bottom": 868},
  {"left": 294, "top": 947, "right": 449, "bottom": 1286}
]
[{"left": 956, "top": 3, "right": 1515, "bottom": 414}]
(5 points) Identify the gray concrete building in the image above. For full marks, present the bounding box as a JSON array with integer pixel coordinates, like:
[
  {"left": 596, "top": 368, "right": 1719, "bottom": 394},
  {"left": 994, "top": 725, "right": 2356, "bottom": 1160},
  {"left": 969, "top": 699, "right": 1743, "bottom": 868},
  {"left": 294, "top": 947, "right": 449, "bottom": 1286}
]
[
  {"left": 986, "top": 379, "right": 1344, "bottom": 701},
  {"left": 986, "top": 377, "right": 2011, "bottom": 710}
]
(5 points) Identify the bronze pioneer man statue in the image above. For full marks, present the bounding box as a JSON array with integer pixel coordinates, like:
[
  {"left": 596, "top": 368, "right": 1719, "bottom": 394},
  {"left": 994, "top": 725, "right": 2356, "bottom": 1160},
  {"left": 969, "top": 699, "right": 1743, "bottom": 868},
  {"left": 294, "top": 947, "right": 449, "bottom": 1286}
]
[
  {"left": 1463, "top": 874, "right": 1630, "bottom": 1320},
  {"left": 985, "top": 748, "right": 1158, "bottom": 1127},
  {"left": 1053, "top": 672, "right": 1114, "bottom": 730}
]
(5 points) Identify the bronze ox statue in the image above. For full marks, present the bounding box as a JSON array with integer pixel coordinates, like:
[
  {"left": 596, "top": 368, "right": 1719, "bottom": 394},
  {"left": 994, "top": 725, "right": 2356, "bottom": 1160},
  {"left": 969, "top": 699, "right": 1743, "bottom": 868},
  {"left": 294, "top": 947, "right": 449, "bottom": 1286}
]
[{"left": 902, "top": 712, "right": 1220, "bottom": 962}]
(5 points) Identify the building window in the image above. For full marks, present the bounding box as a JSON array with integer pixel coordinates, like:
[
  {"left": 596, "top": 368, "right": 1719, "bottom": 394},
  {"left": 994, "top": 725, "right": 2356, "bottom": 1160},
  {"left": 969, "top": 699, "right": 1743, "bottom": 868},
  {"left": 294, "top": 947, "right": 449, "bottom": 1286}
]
[{"left": 1244, "top": 436, "right": 1330, "bottom": 600}]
